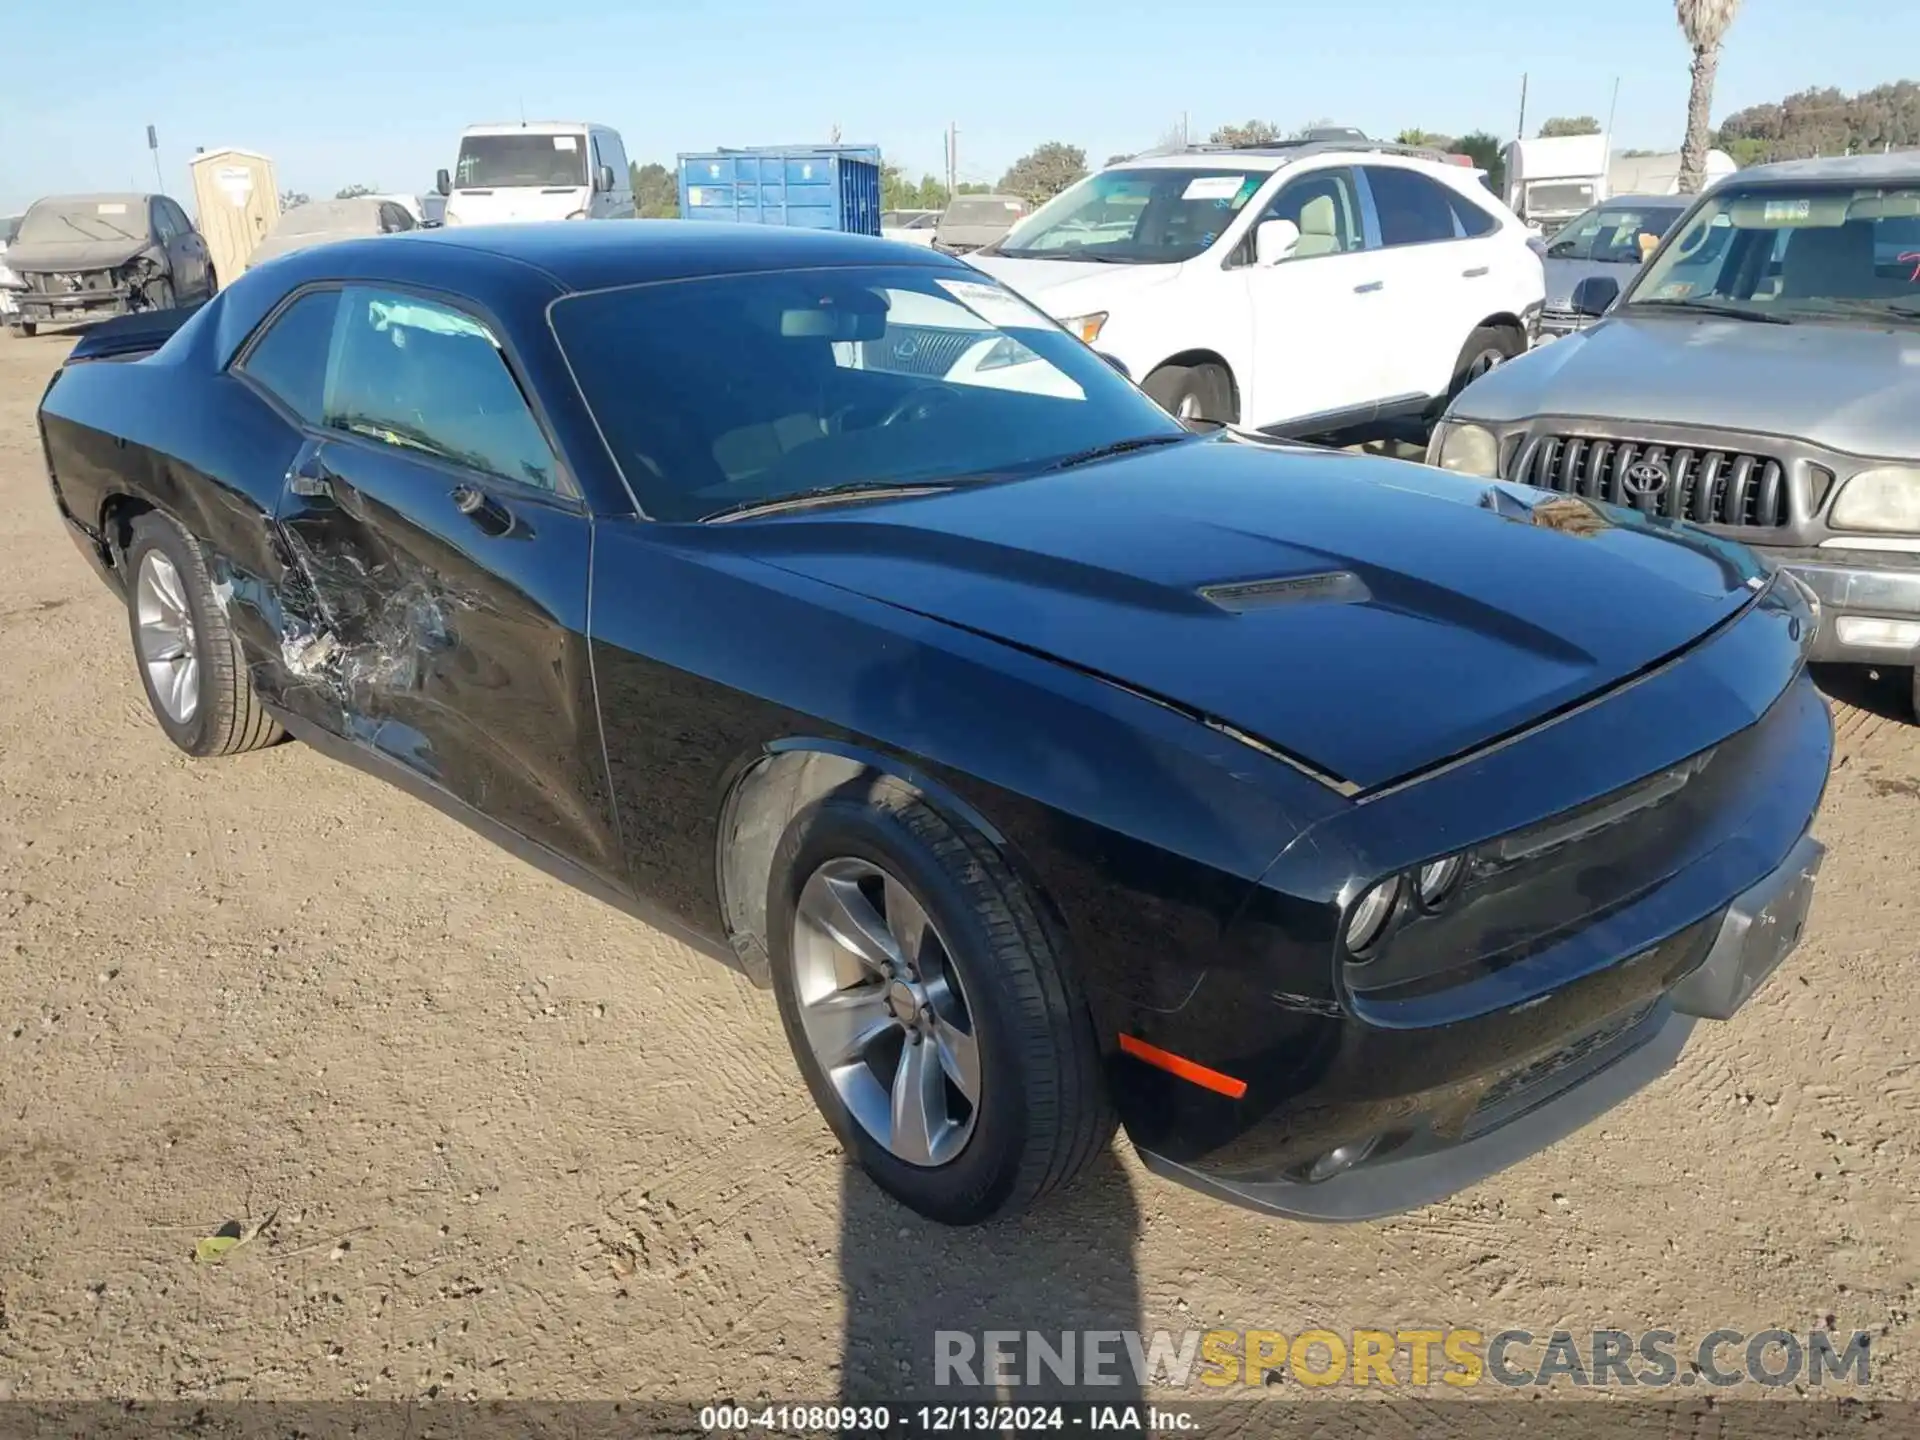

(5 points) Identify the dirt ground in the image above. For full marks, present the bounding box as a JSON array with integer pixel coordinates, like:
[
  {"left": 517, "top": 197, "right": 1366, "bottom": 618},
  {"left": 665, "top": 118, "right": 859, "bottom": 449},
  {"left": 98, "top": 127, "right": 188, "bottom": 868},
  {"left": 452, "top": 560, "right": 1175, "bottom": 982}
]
[{"left": 0, "top": 329, "right": 1916, "bottom": 1411}]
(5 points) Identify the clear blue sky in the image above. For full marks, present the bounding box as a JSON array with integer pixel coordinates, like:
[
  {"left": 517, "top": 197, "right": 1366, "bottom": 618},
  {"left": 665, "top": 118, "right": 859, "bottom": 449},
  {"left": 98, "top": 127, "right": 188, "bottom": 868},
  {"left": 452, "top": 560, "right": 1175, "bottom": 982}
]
[{"left": 3, "top": 0, "right": 1912, "bottom": 213}]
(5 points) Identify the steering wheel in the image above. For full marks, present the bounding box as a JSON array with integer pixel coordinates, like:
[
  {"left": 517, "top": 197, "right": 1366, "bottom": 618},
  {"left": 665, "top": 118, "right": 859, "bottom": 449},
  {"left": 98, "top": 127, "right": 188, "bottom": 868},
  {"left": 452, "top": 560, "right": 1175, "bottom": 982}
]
[{"left": 879, "top": 384, "right": 966, "bottom": 428}]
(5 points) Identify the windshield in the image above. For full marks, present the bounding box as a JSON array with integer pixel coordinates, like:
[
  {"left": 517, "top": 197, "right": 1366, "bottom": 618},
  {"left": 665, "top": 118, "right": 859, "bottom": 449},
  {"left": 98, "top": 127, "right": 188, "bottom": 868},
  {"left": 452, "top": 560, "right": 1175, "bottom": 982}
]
[
  {"left": 1628, "top": 182, "right": 1920, "bottom": 322},
  {"left": 17, "top": 197, "right": 146, "bottom": 245},
  {"left": 1546, "top": 202, "right": 1685, "bottom": 263},
  {"left": 550, "top": 264, "right": 1184, "bottom": 522},
  {"left": 1525, "top": 181, "right": 1597, "bottom": 221},
  {"left": 453, "top": 133, "right": 588, "bottom": 189},
  {"left": 994, "top": 167, "right": 1264, "bottom": 263}
]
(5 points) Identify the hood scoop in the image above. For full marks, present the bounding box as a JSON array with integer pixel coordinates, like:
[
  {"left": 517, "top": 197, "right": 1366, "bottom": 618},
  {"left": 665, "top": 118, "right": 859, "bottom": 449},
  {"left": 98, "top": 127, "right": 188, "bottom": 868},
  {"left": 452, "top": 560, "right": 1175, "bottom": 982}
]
[{"left": 1199, "top": 570, "right": 1371, "bottom": 612}]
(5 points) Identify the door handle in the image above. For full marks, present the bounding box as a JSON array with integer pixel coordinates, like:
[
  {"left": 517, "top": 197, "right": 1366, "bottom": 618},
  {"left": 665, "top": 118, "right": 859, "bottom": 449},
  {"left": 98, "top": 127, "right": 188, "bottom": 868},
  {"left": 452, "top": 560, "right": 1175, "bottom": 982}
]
[
  {"left": 452, "top": 484, "right": 515, "bottom": 537},
  {"left": 1463, "top": 265, "right": 1491, "bottom": 278},
  {"left": 1354, "top": 280, "right": 1385, "bottom": 294}
]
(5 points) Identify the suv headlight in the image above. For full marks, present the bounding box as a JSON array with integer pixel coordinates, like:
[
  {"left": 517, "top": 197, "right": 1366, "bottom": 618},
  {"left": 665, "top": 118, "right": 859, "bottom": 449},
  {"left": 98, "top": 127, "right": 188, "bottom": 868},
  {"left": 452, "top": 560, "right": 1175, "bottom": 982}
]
[
  {"left": 1432, "top": 422, "right": 1500, "bottom": 478},
  {"left": 1059, "top": 312, "right": 1107, "bottom": 344},
  {"left": 1830, "top": 467, "right": 1920, "bottom": 533}
]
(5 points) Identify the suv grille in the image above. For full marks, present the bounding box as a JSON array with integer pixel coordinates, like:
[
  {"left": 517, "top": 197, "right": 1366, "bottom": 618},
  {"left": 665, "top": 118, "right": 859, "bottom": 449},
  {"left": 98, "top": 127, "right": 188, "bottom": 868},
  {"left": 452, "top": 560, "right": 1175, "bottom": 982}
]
[
  {"left": 858, "top": 327, "right": 979, "bottom": 378},
  {"left": 1507, "top": 435, "right": 1790, "bottom": 528}
]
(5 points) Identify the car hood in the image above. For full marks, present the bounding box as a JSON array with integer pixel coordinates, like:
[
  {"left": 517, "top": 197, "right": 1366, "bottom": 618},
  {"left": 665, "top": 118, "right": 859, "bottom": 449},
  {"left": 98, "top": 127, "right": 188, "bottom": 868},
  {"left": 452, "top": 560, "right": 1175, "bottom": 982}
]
[
  {"left": 1454, "top": 312, "right": 1920, "bottom": 458},
  {"left": 726, "top": 438, "right": 1768, "bottom": 792},
  {"left": 4, "top": 237, "right": 151, "bottom": 273},
  {"left": 965, "top": 254, "right": 1182, "bottom": 317},
  {"left": 444, "top": 187, "right": 589, "bottom": 224},
  {"left": 1542, "top": 256, "right": 1635, "bottom": 309},
  {"left": 246, "top": 230, "right": 364, "bottom": 268}
]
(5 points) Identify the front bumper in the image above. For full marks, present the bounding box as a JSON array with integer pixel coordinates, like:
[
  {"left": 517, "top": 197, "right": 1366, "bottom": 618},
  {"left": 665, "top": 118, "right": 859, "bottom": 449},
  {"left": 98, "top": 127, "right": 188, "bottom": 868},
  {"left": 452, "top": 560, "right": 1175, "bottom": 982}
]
[
  {"left": 1762, "top": 547, "right": 1920, "bottom": 667},
  {"left": 17, "top": 287, "right": 137, "bottom": 325},
  {"left": 1136, "top": 831, "right": 1825, "bottom": 1221}
]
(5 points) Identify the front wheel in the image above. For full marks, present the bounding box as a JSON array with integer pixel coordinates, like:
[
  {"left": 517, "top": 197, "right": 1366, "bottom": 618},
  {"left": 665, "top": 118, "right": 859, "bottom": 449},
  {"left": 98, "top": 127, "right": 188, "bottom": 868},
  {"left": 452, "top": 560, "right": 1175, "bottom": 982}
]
[
  {"left": 124, "top": 512, "right": 283, "bottom": 758},
  {"left": 1447, "top": 324, "right": 1525, "bottom": 405},
  {"left": 766, "top": 787, "right": 1113, "bottom": 1225},
  {"left": 142, "top": 276, "right": 176, "bottom": 312},
  {"left": 9, "top": 321, "right": 35, "bottom": 338},
  {"left": 1910, "top": 666, "right": 1919, "bottom": 723},
  {"left": 1142, "top": 361, "right": 1236, "bottom": 427}
]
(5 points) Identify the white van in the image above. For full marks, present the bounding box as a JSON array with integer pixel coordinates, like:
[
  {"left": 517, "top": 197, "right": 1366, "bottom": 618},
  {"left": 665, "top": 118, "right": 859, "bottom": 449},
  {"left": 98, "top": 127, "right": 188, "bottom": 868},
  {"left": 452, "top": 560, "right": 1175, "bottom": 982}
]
[{"left": 436, "top": 122, "right": 636, "bottom": 225}]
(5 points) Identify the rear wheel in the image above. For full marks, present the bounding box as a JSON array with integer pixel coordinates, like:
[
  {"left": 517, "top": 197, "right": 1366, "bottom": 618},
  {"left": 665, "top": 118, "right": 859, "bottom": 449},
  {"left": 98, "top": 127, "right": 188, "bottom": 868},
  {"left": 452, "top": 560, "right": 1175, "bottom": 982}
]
[
  {"left": 124, "top": 512, "right": 283, "bottom": 758},
  {"left": 1447, "top": 324, "right": 1525, "bottom": 405},
  {"left": 1143, "top": 361, "right": 1236, "bottom": 426},
  {"left": 766, "top": 786, "right": 1113, "bottom": 1225},
  {"left": 9, "top": 321, "right": 34, "bottom": 338}
]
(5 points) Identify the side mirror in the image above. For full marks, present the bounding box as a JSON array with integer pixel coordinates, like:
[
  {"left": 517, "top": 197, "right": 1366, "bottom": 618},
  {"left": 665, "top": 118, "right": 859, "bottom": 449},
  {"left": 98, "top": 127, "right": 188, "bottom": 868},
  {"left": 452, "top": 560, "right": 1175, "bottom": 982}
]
[
  {"left": 1097, "top": 352, "right": 1130, "bottom": 380},
  {"left": 1571, "top": 275, "right": 1621, "bottom": 318},
  {"left": 597, "top": 164, "right": 617, "bottom": 194},
  {"left": 435, "top": 169, "right": 451, "bottom": 197},
  {"left": 1255, "top": 218, "right": 1301, "bottom": 266}
]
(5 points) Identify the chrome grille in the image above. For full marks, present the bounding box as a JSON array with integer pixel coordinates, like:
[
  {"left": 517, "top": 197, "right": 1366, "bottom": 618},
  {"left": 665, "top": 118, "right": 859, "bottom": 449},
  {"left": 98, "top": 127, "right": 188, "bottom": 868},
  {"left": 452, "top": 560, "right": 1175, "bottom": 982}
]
[
  {"left": 1507, "top": 434, "right": 1790, "bottom": 528},
  {"left": 858, "top": 326, "right": 979, "bottom": 378}
]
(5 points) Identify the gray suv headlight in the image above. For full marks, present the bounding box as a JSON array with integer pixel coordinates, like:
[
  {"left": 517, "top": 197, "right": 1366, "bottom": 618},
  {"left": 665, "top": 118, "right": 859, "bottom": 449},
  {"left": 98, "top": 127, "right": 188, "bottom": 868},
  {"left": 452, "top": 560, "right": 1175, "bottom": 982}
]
[
  {"left": 1830, "top": 467, "right": 1920, "bottom": 533},
  {"left": 1430, "top": 422, "right": 1500, "bottom": 478}
]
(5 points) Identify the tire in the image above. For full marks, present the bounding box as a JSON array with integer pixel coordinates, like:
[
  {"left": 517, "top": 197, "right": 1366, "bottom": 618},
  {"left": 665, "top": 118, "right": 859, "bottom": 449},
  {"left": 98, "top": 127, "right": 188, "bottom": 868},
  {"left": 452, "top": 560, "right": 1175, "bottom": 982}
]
[
  {"left": 766, "top": 785, "right": 1113, "bottom": 1225},
  {"left": 1446, "top": 324, "right": 1525, "bottom": 406},
  {"left": 10, "top": 321, "right": 34, "bottom": 338},
  {"left": 1911, "top": 666, "right": 1920, "bottom": 724},
  {"left": 203, "top": 268, "right": 219, "bottom": 303},
  {"left": 124, "top": 511, "right": 283, "bottom": 758},
  {"left": 1143, "top": 361, "right": 1236, "bottom": 426},
  {"left": 144, "top": 277, "right": 176, "bottom": 313}
]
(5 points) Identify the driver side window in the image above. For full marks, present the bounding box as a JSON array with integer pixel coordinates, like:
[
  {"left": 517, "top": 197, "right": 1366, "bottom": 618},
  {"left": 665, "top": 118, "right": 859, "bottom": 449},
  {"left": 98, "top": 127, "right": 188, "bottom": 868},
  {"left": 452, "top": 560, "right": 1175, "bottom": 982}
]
[{"left": 1245, "top": 169, "right": 1364, "bottom": 262}]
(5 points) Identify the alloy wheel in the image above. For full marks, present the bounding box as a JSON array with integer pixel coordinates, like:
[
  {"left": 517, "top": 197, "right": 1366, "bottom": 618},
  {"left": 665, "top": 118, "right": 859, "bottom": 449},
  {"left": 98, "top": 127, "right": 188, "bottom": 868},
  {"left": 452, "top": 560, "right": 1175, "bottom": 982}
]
[
  {"left": 790, "top": 856, "right": 981, "bottom": 1167},
  {"left": 135, "top": 550, "right": 200, "bottom": 725}
]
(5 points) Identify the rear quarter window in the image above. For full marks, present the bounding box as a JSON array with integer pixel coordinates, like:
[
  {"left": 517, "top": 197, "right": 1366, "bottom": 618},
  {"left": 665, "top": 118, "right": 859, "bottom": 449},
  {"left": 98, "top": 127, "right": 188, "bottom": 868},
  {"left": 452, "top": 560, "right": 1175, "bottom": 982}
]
[{"left": 235, "top": 289, "right": 341, "bottom": 424}]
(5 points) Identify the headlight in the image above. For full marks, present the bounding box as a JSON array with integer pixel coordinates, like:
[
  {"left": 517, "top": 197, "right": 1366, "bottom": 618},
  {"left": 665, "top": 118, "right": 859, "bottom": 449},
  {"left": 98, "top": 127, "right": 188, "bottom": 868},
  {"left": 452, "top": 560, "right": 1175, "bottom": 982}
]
[
  {"left": 1343, "top": 878, "right": 1400, "bottom": 956},
  {"left": 1059, "top": 312, "right": 1107, "bottom": 344},
  {"left": 1434, "top": 423, "right": 1500, "bottom": 478},
  {"left": 976, "top": 335, "right": 1037, "bottom": 371},
  {"left": 1830, "top": 467, "right": 1920, "bottom": 533},
  {"left": 1415, "top": 855, "right": 1465, "bottom": 907}
]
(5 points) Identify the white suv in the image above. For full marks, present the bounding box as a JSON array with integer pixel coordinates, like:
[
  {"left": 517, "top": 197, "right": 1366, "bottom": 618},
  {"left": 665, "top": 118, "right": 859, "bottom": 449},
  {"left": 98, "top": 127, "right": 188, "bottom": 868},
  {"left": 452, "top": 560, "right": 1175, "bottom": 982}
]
[{"left": 967, "top": 140, "right": 1544, "bottom": 438}]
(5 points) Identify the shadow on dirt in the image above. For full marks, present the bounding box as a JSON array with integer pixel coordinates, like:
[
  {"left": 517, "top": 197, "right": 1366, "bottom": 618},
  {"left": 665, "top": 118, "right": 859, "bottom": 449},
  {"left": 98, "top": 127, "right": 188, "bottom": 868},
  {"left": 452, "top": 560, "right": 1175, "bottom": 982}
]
[
  {"left": 1811, "top": 663, "right": 1913, "bottom": 724},
  {"left": 837, "top": 1149, "right": 1144, "bottom": 1412}
]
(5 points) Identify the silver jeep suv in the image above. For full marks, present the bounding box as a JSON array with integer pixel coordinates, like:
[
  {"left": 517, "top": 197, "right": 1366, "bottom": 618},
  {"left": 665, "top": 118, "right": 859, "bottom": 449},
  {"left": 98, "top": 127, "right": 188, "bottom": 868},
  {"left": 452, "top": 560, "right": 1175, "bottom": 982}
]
[{"left": 1428, "top": 153, "right": 1920, "bottom": 717}]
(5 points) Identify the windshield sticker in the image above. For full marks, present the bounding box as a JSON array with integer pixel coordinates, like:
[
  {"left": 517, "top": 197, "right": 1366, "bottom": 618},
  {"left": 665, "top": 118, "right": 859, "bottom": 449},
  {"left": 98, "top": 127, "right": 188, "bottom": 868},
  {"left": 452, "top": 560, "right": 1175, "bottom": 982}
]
[
  {"left": 96, "top": 203, "right": 128, "bottom": 215},
  {"left": 1653, "top": 282, "right": 1697, "bottom": 300},
  {"left": 553, "top": 135, "right": 578, "bottom": 151},
  {"left": 935, "top": 278, "right": 1053, "bottom": 330},
  {"left": 1763, "top": 198, "right": 1813, "bottom": 224},
  {"left": 1182, "top": 176, "right": 1245, "bottom": 202}
]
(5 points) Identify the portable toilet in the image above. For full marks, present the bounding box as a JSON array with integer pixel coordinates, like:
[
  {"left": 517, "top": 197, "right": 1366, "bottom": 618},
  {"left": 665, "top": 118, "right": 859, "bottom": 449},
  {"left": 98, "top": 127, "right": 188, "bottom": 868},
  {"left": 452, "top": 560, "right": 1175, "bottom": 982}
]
[{"left": 189, "top": 148, "right": 280, "bottom": 289}]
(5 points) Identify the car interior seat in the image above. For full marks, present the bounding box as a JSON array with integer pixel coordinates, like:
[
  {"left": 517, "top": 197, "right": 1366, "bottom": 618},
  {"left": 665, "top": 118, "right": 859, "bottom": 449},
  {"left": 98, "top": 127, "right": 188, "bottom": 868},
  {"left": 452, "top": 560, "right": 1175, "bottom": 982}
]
[
  {"left": 1779, "top": 221, "right": 1879, "bottom": 300},
  {"left": 1294, "top": 195, "right": 1345, "bottom": 258}
]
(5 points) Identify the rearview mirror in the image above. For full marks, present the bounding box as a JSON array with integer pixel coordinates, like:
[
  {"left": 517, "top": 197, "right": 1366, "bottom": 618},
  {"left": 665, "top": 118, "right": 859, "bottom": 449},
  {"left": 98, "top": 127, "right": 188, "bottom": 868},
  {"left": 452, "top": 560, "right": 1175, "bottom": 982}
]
[
  {"left": 435, "top": 169, "right": 451, "bottom": 197},
  {"left": 1571, "top": 275, "right": 1621, "bottom": 317},
  {"left": 597, "top": 164, "right": 616, "bottom": 194},
  {"left": 1255, "top": 218, "right": 1301, "bottom": 266}
]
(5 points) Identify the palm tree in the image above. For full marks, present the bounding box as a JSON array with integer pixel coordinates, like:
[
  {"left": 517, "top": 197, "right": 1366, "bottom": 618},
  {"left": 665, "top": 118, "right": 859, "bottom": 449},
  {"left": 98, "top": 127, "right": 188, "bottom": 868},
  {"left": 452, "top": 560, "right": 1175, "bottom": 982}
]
[{"left": 1675, "top": 0, "right": 1743, "bottom": 192}]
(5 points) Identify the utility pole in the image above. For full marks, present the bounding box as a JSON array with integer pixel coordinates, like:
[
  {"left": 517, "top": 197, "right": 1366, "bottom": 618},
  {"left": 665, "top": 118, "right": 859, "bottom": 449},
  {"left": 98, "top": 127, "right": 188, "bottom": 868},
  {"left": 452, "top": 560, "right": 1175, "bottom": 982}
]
[
  {"left": 945, "top": 122, "right": 957, "bottom": 198},
  {"left": 146, "top": 124, "right": 163, "bottom": 193},
  {"left": 1604, "top": 75, "right": 1621, "bottom": 148},
  {"left": 1516, "top": 73, "right": 1529, "bottom": 142}
]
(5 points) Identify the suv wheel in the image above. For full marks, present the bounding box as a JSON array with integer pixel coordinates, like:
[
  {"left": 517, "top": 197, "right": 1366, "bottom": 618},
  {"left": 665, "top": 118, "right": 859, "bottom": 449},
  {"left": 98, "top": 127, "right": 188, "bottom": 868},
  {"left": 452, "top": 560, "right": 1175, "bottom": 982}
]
[{"left": 1143, "top": 362, "right": 1236, "bottom": 427}]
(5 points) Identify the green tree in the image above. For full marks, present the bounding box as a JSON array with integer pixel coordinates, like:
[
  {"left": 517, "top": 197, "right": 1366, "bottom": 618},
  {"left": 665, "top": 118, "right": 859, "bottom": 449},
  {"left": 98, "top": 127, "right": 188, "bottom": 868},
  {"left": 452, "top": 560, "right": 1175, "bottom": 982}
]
[
  {"left": 998, "top": 142, "right": 1088, "bottom": 205},
  {"left": 880, "top": 165, "right": 949, "bottom": 212},
  {"left": 1538, "top": 116, "right": 1602, "bottom": 138},
  {"left": 278, "top": 189, "right": 310, "bottom": 211},
  {"left": 1677, "top": 0, "right": 1744, "bottom": 190},
  {"left": 1453, "top": 130, "right": 1507, "bottom": 195},
  {"left": 1209, "top": 119, "right": 1281, "bottom": 147},
  {"left": 1395, "top": 128, "right": 1455, "bottom": 149},
  {"left": 629, "top": 161, "right": 679, "bottom": 218},
  {"left": 335, "top": 183, "right": 379, "bottom": 199}
]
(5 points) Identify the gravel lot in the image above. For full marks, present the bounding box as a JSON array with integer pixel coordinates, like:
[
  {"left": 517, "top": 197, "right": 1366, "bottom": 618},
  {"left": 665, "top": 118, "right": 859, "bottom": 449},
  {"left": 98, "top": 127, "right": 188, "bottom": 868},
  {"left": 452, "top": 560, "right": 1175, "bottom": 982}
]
[{"left": 0, "top": 329, "right": 1916, "bottom": 1413}]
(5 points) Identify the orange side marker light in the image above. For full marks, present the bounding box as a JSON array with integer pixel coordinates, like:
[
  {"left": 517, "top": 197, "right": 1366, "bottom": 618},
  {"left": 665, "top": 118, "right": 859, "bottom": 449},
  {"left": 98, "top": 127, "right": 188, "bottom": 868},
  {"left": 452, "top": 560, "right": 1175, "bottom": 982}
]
[{"left": 1117, "top": 1034, "right": 1248, "bottom": 1099}]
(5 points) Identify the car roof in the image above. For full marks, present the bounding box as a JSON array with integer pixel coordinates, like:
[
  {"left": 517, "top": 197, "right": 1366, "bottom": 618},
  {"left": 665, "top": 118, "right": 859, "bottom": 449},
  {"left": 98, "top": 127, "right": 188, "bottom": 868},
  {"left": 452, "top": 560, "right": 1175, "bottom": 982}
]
[
  {"left": 265, "top": 219, "right": 960, "bottom": 297},
  {"left": 1109, "top": 141, "right": 1466, "bottom": 176},
  {"left": 1730, "top": 153, "right": 1920, "bottom": 186},
  {"left": 461, "top": 120, "right": 611, "bottom": 136}
]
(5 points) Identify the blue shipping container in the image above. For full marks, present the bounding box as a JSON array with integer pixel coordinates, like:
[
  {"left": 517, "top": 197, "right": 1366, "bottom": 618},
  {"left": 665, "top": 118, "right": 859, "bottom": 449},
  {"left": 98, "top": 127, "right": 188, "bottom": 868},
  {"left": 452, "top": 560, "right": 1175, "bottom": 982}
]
[{"left": 677, "top": 146, "right": 883, "bottom": 236}]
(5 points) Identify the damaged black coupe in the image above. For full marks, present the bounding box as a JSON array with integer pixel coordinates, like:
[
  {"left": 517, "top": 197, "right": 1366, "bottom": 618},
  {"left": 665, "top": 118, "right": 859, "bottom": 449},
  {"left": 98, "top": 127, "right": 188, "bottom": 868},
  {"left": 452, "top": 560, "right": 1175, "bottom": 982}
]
[
  {"left": 6, "top": 192, "right": 215, "bottom": 336},
  {"left": 37, "top": 224, "right": 1831, "bottom": 1225}
]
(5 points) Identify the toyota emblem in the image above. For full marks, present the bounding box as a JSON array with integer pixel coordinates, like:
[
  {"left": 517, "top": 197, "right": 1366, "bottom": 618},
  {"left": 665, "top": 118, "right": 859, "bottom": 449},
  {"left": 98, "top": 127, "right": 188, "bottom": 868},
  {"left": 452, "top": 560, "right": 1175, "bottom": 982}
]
[{"left": 1622, "top": 460, "right": 1671, "bottom": 498}]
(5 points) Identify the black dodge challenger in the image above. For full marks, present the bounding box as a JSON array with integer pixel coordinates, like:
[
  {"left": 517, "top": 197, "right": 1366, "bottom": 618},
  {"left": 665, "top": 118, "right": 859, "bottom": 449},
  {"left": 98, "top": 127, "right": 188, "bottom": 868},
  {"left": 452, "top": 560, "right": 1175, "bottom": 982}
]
[{"left": 35, "top": 222, "right": 1831, "bottom": 1226}]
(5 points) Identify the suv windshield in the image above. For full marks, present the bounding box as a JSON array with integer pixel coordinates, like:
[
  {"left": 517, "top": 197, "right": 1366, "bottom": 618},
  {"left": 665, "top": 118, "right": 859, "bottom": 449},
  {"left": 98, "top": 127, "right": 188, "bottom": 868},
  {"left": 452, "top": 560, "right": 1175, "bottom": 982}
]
[
  {"left": 993, "top": 167, "right": 1265, "bottom": 264},
  {"left": 550, "top": 264, "right": 1184, "bottom": 521},
  {"left": 1546, "top": 202, "right": 1685, "bottom": 263},
  {"left": 453, "top": 133, "right": 588, "bottom": 189},
  {"left": 1629, "top": 181, "right": 1920, "bottom": 323}
]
